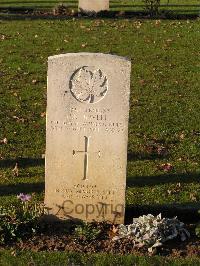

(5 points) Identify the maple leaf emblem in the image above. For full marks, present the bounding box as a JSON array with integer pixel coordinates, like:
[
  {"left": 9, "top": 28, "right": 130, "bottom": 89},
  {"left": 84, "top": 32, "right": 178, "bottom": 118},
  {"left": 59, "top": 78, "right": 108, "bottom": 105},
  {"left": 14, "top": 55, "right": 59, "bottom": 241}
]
[{"left": 70, "top": 66, "right": 108, "bottom": 104}]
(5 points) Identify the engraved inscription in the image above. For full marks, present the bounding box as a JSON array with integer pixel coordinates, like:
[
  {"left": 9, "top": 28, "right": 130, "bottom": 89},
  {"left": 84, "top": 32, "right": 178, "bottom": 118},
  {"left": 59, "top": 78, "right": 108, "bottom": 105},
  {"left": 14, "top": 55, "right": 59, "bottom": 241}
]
[
  {"left": 73, "top": 136, "right": 101, "bottom": 180},
  {"left": 55, "top": 185, "right": 125, "bottom": 201},
  {"left": 50, "top": 120, "right": 125, "bottom": 133},
  {"left": 70, "top": 66, "right": 108, "bottom": 104},
  {"left": 50, "top": 105, "right": 124, "bottom": 133}
]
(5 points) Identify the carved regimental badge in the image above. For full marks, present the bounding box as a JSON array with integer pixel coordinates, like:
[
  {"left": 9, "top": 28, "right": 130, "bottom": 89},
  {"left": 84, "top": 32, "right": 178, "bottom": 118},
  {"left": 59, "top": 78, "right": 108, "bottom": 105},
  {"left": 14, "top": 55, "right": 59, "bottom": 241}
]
[{"left": 70, "top": 66, "right": 108, "bottom": 104}]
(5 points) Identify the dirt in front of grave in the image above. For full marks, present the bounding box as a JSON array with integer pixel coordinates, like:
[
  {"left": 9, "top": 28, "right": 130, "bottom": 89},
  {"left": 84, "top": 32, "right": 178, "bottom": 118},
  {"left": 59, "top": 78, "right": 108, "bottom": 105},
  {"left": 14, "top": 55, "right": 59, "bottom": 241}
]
[{"left": 1, "top": 222, "right": 200, "bottom": 258}]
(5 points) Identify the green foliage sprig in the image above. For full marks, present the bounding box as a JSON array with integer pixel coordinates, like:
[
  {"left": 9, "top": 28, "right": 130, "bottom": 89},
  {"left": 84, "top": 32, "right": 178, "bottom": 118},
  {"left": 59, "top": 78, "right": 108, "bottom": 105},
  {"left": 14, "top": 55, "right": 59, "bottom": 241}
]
[{"left": 74, "top": 222, "right": 101, "bottom": 242}]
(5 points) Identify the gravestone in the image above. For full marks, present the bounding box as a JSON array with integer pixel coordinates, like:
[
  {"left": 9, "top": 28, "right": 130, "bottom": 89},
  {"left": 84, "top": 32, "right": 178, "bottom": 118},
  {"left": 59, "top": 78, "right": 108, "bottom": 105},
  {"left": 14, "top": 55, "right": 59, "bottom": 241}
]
[
  {"left": 79, "top": 0, "right": 109, "bottom": 14},
  {"left": 45, "top": 53, "right": 131, "bottom": 224}
]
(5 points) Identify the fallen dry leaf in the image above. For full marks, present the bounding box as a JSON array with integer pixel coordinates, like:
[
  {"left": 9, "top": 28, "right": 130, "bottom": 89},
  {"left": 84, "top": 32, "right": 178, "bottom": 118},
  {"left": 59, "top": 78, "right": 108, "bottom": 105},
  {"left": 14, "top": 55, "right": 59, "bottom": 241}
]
[
  {"left": 179, "top": 133, "right": 185, "bottom": 140},
  {"left": 32, "top": 79, "right": 37, "bottom": 84},
  {"left": 190, "top": 193, "right": 197, "bottom": 201},
  {"left": 40, "top": 112, "right": 46, "bottom": 118},
  {"left": 158, "top": 163, "right": 173, "bottom": 172},
  {"left": 108, "top": 225, "right": 118, "bottom": 238},
  {"left": 0, "top": 138, "right": 8, "bottom": 144},
  {"left": 155, "top": 20, "right": 161, "bottom": 26},
  {"left": 12, "top": 163, "right": 19, "bottom": 177},
  {"left": 139, "top": 79, "right": 145, "bottom": 86}
]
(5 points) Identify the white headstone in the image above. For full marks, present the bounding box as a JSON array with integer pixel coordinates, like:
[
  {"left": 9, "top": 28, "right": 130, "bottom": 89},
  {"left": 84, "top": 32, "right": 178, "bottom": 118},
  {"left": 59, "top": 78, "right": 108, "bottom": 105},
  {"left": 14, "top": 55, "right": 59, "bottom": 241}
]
[
  {"left": 45, "top": 53, "right": 131, "bottom": 224},
  {"left": 79, "top": 0, "right": 109, "bottom": 14}
]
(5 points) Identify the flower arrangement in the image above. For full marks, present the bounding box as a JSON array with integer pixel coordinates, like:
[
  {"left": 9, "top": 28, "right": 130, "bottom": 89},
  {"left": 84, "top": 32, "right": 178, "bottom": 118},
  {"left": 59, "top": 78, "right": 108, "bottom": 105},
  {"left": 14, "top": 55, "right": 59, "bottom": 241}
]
[
  {"left": 113, "top": 214, "right": 190, "bottom": 253},
  {"left": 0, "top": 194, "right": 44, "bottom": 244}
]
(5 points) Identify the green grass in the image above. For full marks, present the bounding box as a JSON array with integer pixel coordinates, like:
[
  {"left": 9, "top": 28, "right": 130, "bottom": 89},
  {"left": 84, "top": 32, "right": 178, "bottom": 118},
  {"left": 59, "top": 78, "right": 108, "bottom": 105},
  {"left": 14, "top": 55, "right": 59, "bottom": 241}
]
[
  {"left": 1, "top": 250, "right": 200, "bottom": 266},
  {"left": 0, "top": 18, "right": 200, "bottom": 211},
  {"left": 0, "top": 0, "right": 199, "bottom": 15}
]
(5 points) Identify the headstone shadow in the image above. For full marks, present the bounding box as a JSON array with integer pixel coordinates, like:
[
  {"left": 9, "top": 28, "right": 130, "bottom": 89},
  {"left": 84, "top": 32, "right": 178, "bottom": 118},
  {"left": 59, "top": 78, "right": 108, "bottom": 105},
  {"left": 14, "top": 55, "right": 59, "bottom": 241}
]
[
  {"left": 127, "top": 172, "right": 200, "bottom": 187},
  {"left": 0, "top": 182, "right": 44, "bottom": 196},
  {"left": 126, "top": 172, "right": 200, "bottom": 224},
  {"left": 127, "top": 151, "right": 169, "bottom": 161},
  {"left": 125, "top": 202, "right": 200, "bottom": 224},
  {"left": 0, "top": 157, "right": 44, "bottom": 168},
  {"left": 0, "top": 7, "right": 199, "bottom": 20}
]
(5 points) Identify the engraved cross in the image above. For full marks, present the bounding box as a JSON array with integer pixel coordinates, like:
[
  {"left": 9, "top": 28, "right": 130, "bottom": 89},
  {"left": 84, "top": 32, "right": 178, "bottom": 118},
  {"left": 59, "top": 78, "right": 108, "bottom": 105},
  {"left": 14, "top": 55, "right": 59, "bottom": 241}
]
[{"left": 73, "top": 136, "right": 101, "bottom": 180}]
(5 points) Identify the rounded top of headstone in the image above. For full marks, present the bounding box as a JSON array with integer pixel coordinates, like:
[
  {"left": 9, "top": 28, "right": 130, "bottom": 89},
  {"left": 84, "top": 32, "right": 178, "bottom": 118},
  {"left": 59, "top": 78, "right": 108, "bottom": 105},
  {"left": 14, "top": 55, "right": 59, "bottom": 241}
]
[{"left": 48, "top": 53, "right": 131, "bottom": 63}]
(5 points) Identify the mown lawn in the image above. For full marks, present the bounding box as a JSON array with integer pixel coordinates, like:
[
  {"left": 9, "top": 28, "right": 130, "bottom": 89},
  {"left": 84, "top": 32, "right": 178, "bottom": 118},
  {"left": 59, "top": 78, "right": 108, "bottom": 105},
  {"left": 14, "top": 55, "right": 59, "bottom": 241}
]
[
  {"left": 1, "top": 250, "right": 200, "bottom": 266},
  {"left": 0, "top": 0, "right": 199, "bottom": 15},
  {"left": 0, "top": 14, "right": 200, "bottom": 265},
  {"left": 0, "top": 17, "right": 200, "bottom": 208}
]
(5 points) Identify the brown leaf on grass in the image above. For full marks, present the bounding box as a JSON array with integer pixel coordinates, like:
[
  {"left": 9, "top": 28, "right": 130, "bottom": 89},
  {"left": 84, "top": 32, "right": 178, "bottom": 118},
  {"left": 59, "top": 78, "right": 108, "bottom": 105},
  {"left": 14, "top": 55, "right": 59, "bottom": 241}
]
[
  {"left": 145, "top": 143, "right": 168, "bottom": 158},
  {"left": 157, "top": 146, "right": 168, "bottom": 156},
  {"left": 40, "top": 112, "right": 46, "bottom": 118},
  {"left": 0, "top": 138, "right": 8, "bottom": 144},
  {"left": 158, "top": 163, "right": 173, "bottom": 172},
  {"left": 33, "top": 124, "right": 40, "bottom": 129},
  {"left": 134, "top": 21, "right": 142, "bottom": 29},
  {"left": 190, "top": 193, "right": 197, "bottom": 201},
  {"left": 11, "top": 250, "right": 16, "bottom": 257},
  {"left": 167, "top": 189, "right": 172, "bottom": 195},
  {"left": 32, "top": 79, "right": 37, "bottom": 84},
  {"left": 179, "top": 133, "right": 185, "bottom": 140},
  {"left": 81, "top": 43, "right": 87, "bottom": 48},
  {"left": 108, "top": 225, "right": 118, "bottom": 238},
  {"left": 12, "top": 116, "right": 25, "bottom": 123},
  {"left": 139, "top": 79, "right": 145, "bottom": 86},
  {"left": 0, "top": 34, "right": 9, "bottom": 40},
  {"left": 155, "top": 20, "right": 161, "bottom": 26},
  {"left": 12, "top": 163, "right": 19, "bottom": 177},
  {"left": 112, "top": 225, "right": 118, "bottom": 234}
]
